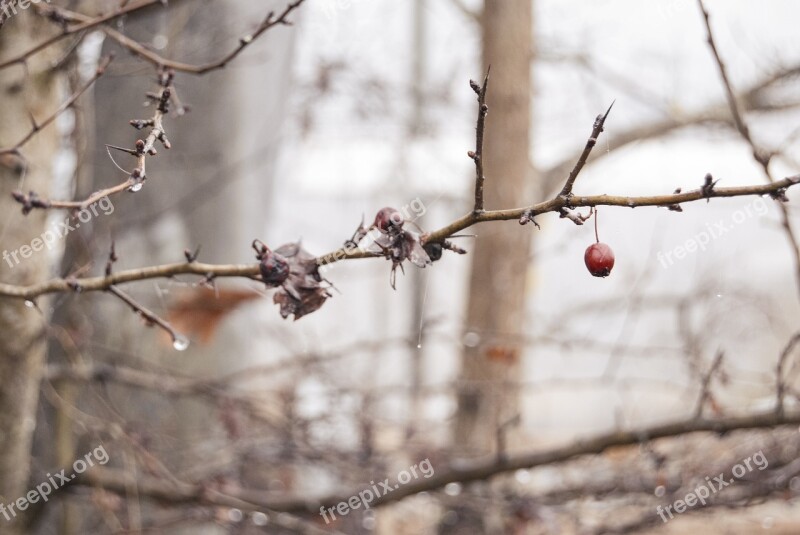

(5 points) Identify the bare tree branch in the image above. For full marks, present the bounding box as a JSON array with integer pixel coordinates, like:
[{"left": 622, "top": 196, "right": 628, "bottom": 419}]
[
  {"left": 424, "top": 173, "right": 799, "bottom": 244},
  {"left": 37, "top": 0, "right": 307, "bottom": 75},
  {"left": 469, "top": 69, "right": 490, "bottom": 212},
  {"left": 697, "top": 0, "right": 800, "bottom": 300},
  {"left": 1, "top": 72, "right": 797, "bottom": 324},
  {"left": 74, "top": 411, "right": 800, "bottom": 514},
  {"left": 776, "top": 332, "right": 800, "bottom": 416},
  {"left": 0, "top": 0, "right": 167, "bottom": 71},
  {"left": 694, "top": 349, "right": 724, "bottom": 418},
  {"left": 558, "top": 101, "right": 614, "bottom": 198},
  {"left": 539, "top": 61, "right": 800, "bottom": 196},
  {"left": 0, "top": 55, "right": 113, "bottom": 158},
  {"left": 1, "top": 176, "right": 797, "bottom": 300},
  {"left": 12, "top": 67, "right": 175, "bottom": 212}
]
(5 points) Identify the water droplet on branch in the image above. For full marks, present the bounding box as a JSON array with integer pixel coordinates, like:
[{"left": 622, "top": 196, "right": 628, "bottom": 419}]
[{"left": 172, "top": 335, "right": 190, "bottom": 351}]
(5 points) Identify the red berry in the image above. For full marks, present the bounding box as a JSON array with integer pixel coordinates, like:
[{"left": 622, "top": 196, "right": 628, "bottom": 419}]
[
  {"left": 374, "top": 207, "right": 404, "bottom": 231},
  {"left": 585, "top": 242, "right": 615, "bottom": 277}
]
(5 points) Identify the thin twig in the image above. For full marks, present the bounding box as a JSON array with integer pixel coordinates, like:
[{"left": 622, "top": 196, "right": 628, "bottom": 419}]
[
  {"left": 12, "top": 67, "right": 175, "bottom": 212},
  {"left": 0, "top": 55, "right": 113, "bottom": 157},
  {"left": 694, "top": 350, "right": 724, "bottom": 418},
  {"left": 0, "top": 261, "right": 260, "bottom": 299},
  {"left": 107, "top": 286, "right": 186, "bottom": 348},
  {"left": 0, "top": 0, "right": 167, "bottom": 71},
  {"left": 423, "top": 173, "right": 800, "bottom": 244},
  {"left": 559, "top": 100, "right": 615, "bottom": 199},
  {"left": 37, "top": 0, "right": 307, "bottom": 75},
  {"left": 540, "top": 61, "right": 800, "bottom": 196},
  {"left": 697, "top": 0, "right": 800, "bottom": 301},
  {"left": 696, "top": 0, "right": 760, "bottom": 163},
  {"left": 470, "top": 68, "right": 490, "bottom": 212},
  {"left": 101, "top": 241, "right": 186, "bottom": 347},
  {"left": 776, "top": 332, "right": 800, "bottom": 417}
]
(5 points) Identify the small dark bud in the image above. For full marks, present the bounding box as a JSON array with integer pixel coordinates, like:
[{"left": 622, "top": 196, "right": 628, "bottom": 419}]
[
  {"left": 158, "top": 133, "right": 171, "bottom": 149},
  {"left": 130, "top": 119, "right": 154, "bottom": 130},
  {"left": 769, "top": 189, "right": 789, "bottom": 202},
  {"left": 701, "top": 173, "right": 718, "bottom": 202},
  {"left": 66, "top": 278, "right": 82, "bottom": 292},
  {"left": 443, "top": 241, "right": 468, "bottom": 255},
  {"left": 423, "top": 242, "right": 443, "bottom": 262},
  {"left": 519, "top": 211, "right": 541, "bottom": 229}
]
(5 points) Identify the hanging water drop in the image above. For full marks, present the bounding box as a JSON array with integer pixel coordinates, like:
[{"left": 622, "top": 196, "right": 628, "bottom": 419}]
[
  {"left": 152, "top": 34, "right": 169, "bottom": 51},
  {"left": 514, "top": 469, "right": 532, "bottom": 484},
  {"left": 444, "top": 482, "right": 462, "bottom": 496},
  {"left": 172, "top": 335, "right": 190, "bottom": 351},
  {"left": 252, "top": 512, "right": 268, "bottom": 526},
  {"left": 24, "top": 300, "right": 35, "bottom": 308},
  {"left": 463, "top": 331, "right": 481, "bottom": 348},
  {"left": 362, "top": 510, "right": 376, "bottom": 531},
  {"left": 129, "top": 182, "right": 143, "bottom": 192},
  {"left": 416, "top": 271, "right": 430, "bottom": 351}
]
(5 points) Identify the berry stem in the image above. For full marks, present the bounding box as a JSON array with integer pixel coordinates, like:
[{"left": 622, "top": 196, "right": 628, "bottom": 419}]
[{"left": 594, "top": 208, "right": 600, "bottom": 243}]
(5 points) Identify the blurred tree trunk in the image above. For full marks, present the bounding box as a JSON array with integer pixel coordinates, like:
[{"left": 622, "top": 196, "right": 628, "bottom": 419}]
[
  {"left": 45, "top": 2, "right": 295, "bottom": 533},
  {"left": 449, "top": 0, "right": 532, "bottom": 531},
  {"left": 0, "top": 16, "right": 64, "bottom": 535},
  {"left": 455, "top": 0, "right": 533, "bottom": 455}
]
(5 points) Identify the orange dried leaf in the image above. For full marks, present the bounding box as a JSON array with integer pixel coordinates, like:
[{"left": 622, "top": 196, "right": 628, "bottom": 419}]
[{"left": 166, "top": 287, "right": 260, "bottom": 345}]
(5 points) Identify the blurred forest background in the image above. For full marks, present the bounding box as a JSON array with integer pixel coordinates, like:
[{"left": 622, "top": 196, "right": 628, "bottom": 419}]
[{"left": 1, "top": 0, "right": 800, "bottom": 533}]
